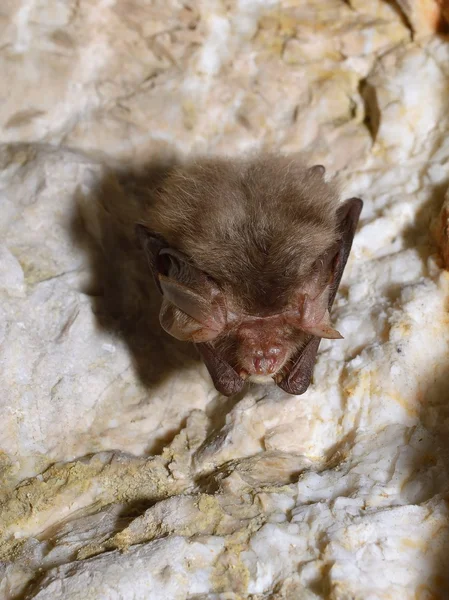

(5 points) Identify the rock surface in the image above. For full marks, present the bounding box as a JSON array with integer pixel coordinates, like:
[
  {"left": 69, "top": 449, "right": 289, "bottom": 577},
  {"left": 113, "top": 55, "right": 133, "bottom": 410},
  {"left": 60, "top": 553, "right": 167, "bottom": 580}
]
[
  {"left": 1, "top": 1, "right": 449, "bottom": 599},
  {"left": 394, "top": 0, "right": 449, "bottom": 35}
]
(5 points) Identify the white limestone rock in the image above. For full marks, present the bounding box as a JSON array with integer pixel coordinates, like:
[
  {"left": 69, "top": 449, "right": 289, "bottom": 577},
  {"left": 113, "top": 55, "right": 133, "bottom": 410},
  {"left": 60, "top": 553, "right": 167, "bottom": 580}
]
[{"left": 1, "top": 1, "right": 449, "bottom": 599}]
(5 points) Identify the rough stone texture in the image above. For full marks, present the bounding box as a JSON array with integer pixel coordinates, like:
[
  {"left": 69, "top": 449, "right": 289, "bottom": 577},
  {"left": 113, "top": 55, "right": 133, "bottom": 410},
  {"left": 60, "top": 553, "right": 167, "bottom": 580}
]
[
  {"left": 394, "top": 0, "right": 449, "bottom": 35},
  {"left": 1, "top": 1, "right": 449, "bottom": 599}
]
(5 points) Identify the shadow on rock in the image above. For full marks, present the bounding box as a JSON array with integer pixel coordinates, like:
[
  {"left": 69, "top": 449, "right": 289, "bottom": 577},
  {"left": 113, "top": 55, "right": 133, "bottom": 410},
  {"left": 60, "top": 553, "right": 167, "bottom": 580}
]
[
  {"left": 406, "top": 177, "right": 449, "bottom": 596},
  {"left": 415, "top": 362, "right": 449, "bottom": 597},
  {"left": 70, "top": 157, "right": 202, "bottom": 391}
]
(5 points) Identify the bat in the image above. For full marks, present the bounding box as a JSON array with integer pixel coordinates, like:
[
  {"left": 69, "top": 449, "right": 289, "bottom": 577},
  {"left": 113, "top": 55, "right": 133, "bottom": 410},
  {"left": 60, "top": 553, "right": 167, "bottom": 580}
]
[{"left": 135, "top": 154, "right": 362, "bottom": 396}]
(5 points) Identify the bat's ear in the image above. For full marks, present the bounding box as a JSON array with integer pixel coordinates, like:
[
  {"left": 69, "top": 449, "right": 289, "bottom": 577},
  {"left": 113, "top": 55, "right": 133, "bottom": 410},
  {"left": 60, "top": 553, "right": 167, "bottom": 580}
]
[
  {"left": 293, "top": 197, "right": 363, "bottom": 340},
  {"left": 135, "top": 224, "right": 226, "bottom": 343},
  {"left": 278, "top": 197, "right": 362, "bottom": 395},
  {"left": 294, "top": 248, "right": 343, "bottom": 339}
]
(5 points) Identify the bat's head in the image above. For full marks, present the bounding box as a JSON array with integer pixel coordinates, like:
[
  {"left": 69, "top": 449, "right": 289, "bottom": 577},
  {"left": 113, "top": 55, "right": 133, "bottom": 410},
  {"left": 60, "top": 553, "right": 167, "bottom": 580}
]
[
  {"left": 136, "top": 155, "right": 362, "bottom": 395},
  {"left": 230, "top": 268, "right": 342, "bottom": 382}
]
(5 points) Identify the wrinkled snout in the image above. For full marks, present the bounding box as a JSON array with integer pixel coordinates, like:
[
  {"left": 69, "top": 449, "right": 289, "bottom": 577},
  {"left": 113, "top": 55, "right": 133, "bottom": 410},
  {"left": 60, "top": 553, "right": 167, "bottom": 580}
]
[
  {"left": 236, "top": 318, "right": 293, "bottom": 378},
  {"left": 251, "top": 346, "right": 283, "bottom": 375}
]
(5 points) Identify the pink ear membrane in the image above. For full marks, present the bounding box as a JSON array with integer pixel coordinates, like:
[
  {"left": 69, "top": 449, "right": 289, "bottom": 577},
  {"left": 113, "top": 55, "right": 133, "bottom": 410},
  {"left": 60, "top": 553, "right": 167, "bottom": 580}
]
[
  {"left": 158, "top": 275, "right": 226, "bottom": 343},
  {"left": 159, "top": 299, "right": 223, "bottom": 342},
  {"left": 300, "top": 312, "right": 343, "bottom": 339},
  {"left": 297, "top": 293, "right": 343, "bottom": 340}
]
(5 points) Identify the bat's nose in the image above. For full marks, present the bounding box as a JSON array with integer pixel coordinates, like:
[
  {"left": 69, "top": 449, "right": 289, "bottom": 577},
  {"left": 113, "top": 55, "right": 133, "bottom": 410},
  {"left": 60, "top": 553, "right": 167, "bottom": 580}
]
[{"left": 252, "top": 346, "right": 281, "bottom": 375}]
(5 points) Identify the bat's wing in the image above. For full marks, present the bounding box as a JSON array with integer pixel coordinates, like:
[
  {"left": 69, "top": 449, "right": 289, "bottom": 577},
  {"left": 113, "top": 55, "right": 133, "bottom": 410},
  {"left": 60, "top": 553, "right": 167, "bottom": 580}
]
[
  {"left": 196, "top": 342, "right": 245, "bottom": 395},
  {"left": 276, "top": 197, "right": 363, "bottom": 395}
]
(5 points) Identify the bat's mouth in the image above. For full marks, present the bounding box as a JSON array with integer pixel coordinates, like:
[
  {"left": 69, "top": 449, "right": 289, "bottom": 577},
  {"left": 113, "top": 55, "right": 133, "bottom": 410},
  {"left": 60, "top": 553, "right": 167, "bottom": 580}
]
[
  {"left": 232, "top": 315, "right": 304, "bottom": 381},
  {"left": 236, "top": 348, "right": 290, "bottom": 380},
  {"left": 195, "top": 338, "right": 310, "bottom": 396},
  {"left": 241, "top": 344, "right": 305, "bottom": 384},
  {"left": 236, "top": 334, "right": 318, "bottom": 394}
]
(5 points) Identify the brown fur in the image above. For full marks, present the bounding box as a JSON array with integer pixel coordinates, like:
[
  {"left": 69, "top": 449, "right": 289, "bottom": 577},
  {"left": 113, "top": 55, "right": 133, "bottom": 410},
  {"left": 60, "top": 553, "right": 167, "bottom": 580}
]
[{"left": 140, "top": 154, "right": 340, "bottom": 315}]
